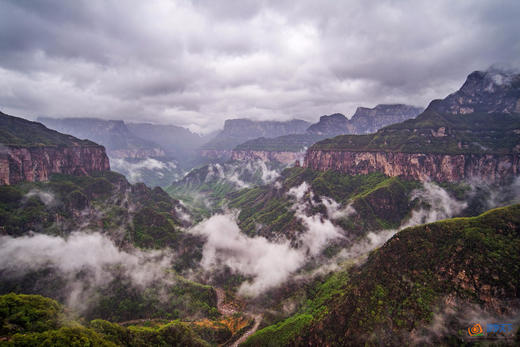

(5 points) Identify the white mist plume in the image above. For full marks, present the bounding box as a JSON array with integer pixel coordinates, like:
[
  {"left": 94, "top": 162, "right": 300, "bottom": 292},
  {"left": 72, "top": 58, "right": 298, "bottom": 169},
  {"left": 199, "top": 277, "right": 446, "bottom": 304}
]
[
  {"left": 288, "top": 182, "right": 346, "bottom": 255},
  {"left": 404, "top": 182, "right": 467, "bottom": 228},
  {"left": 111, "top": 157, "right": 179, "bottom": 183},
  {"left": 0, "top": 232, "right": 173, "bottom": 310},
  {"left": 175, "top": 203, "right": 192, "bottom": 223},
  {"left": 298, "top": 214, "right": 344, "bottom": 256},
  {"left": 321, "top": 197, "right": 355, "bottom": 220},
  {"left": 25, "top": 189, "right": 56, "bottom": 207},
  {"left": 190, "top": 214, "right": 304, "bottom": 296},
  {"left": 287, "top": 181, "right": 310, "bottom": 201},
  {"left": 204, "top": 160, "right": 282, "bottom": 189}
]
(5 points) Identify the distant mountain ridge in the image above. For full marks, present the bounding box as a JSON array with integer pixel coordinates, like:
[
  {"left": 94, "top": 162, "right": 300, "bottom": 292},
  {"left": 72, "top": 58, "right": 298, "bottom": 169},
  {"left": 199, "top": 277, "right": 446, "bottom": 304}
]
[
  {"left": 201, "top": 118, "right": 311, "bottom": 152},
  {"left": 307, "top": 104, "right": 423, "bottom": 136},
  {"left": 230, "top": 104, "right": 422, "bottom": 163},
  {"left": 38, "top": 117, "right": 166, "bottom": 159}
]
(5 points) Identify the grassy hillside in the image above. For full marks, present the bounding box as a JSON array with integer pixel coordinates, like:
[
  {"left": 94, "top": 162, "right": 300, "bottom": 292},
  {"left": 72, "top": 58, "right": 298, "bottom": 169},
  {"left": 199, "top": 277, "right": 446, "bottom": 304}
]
[{"left": 245, "top": 204, "right": 520, "bottom": 346}]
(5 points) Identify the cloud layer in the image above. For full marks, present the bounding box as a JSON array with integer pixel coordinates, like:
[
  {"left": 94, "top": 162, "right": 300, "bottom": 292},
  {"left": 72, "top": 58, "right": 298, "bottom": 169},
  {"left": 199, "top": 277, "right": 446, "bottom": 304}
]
[
  {"left": 0, "top": 232, "right": 173, "bottom": 310},
  {"left": 1, "top": 0, "right": 519, "bottom": 132}
]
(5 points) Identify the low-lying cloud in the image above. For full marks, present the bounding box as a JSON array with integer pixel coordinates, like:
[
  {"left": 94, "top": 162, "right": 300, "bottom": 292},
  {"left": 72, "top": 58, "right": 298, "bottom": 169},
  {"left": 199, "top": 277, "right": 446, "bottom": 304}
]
[
  {"left": 110, "top": 157, "right": 180, "bottom": 184},
  {"left": 0, "top": 232, "right": 173, "bottom": 310},
  {"left": 190, "top": 214, "right": 304, "bottom": 296},
  {"left": 24, "top": 189, "right": 56, "bottom": 207},
  {"left": 205, "top": 160, "right": 282, "bottom": 189}
]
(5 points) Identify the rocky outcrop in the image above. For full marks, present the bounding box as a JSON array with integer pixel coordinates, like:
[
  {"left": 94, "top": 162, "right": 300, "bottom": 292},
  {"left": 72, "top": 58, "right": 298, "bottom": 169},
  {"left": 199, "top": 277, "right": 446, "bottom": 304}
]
[
  {"left": 306, "top": 105, "right": 422, "bottom": 136},
  {"left": 306, "top": 113, "right": 349, "bottom": 136},
  {"left": 231, "top": 150, "right": 304, "bottom": 165},
  {"left": 1, "top": 145, "right": 110, "bottom": 185},
  {"left": 303, "top": 149, "right": 519, "bottom": 183},
  {"left": 428, "top": 68, "right": 520, "bottom": 115},
  {"left": 348, "top": 104, "right": 423, "bottom": 133}
]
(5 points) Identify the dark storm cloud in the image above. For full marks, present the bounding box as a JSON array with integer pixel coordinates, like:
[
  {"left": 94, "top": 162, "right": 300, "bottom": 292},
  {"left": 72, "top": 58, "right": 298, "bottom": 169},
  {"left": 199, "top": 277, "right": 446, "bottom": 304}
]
[{"left": 0, "top": 0, "right": 519, "bottom": 133}]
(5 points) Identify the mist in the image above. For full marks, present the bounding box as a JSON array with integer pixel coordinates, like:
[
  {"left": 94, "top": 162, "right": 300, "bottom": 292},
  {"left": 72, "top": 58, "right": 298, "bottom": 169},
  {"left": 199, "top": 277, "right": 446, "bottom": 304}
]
[
  {"left": 110, "top": 157, "right": 181, "bottom": 184},
  {"left": 190, "top": 213, "right": 304, "bottom": 296},
  {"left": 0, "top": 232, "right": 174, "bottom": 311},
  {"left": 205, "top": 160, "right": 283, "bottom": 189},
  {"left": 24, "top": 189, "right": 56, "bottom": 207}
]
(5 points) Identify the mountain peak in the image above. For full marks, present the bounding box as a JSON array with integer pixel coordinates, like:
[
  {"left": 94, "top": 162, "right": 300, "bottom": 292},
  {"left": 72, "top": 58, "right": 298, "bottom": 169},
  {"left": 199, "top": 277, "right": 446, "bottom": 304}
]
[{"left": 428, "top": 68, "right": 520, "bottom": 115}]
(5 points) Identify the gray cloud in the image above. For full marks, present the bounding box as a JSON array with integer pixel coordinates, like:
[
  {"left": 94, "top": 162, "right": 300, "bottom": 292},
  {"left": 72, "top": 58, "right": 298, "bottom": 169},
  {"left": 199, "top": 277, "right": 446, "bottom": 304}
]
[{"left": 1, "top": 0, "right": 519, "bottom": 133}]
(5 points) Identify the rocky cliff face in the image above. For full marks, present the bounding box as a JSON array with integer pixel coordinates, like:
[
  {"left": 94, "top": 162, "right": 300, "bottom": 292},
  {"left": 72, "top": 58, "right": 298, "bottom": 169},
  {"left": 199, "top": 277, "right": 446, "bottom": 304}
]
[
  {"left": 1, "top": 145, "right": 110, "bottom": 185},
  {"left": 303, "top": 150, "right": 519, "bottom": 183},
  {"left": 231, "top": 150, "right": 304, "bottom": 165}
]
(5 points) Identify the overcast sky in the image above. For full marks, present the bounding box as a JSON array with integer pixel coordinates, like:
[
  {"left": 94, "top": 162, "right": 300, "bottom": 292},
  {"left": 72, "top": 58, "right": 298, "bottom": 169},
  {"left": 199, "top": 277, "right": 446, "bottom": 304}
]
[{"left": 1, "top": 0, "right": 519, "bottom": 133}]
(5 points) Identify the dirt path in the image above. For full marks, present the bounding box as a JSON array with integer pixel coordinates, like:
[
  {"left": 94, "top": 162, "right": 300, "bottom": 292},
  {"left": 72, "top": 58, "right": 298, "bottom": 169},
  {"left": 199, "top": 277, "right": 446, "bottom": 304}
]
[
  {"left": 215, "top": 287, "right": 238, "bottom": 316},
  {"left": 230, "top": 314, "right": 262, "bottom": 347},
  {"left": 215, "top": 287, "right": 263, "bottom": 346}
]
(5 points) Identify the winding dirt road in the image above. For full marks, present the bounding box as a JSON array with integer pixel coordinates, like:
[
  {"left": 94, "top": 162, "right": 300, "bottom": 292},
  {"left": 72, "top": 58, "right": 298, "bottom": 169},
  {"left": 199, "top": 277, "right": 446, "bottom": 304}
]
[
  {"left": 215, "top": 287, "right": 262, "bottom": 346},
  {"left": 230, "top": 314, "right": 262, "bottom": 347}
]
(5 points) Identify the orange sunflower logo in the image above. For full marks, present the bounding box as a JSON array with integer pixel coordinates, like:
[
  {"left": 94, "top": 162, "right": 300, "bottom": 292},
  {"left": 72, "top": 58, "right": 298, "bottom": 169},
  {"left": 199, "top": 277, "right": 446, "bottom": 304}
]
[{"left": 468, "top": 323, "right": 484, "bottom": 336}]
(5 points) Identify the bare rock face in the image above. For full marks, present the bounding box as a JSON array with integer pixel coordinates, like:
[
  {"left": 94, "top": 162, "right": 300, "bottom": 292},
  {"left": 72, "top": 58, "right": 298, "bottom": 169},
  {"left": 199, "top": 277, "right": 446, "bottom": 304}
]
[
  {"left": 231, "top": 150, "right": 303, "bottom": 165},
  {"left": 306, "top": 105, "right": 423, "bottom": 136},
  {"left": 304, "top": 150, "right": 519, "bottom": 183},
  {"left": 428, "top": 68, "right": 520, "bottom": 115},
  {"left": 1, "top": 145, "right": 110, "bottom": 185},
  {"left": 348, "top": 104, "right": 423, "bottom": 134},
  {"left": 306, "top": 113, "right": 349, "bottom": 136}
]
